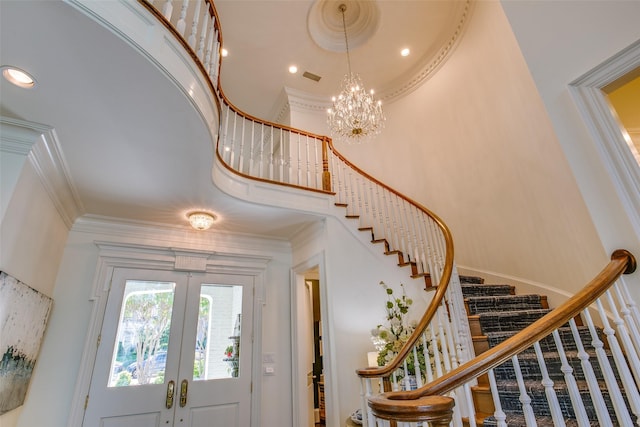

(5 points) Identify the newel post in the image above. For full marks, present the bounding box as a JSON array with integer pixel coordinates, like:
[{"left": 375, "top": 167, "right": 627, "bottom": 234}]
[
  {"left": 322, "top": 136, "right": 332, "bottom": 192},
  {"left": 368, "top": 394, "right": 455, "bottom": 427}
]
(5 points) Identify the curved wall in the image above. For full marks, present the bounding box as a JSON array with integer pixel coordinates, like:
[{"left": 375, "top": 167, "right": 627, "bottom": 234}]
[{"left": 297, "top": 0, "right": 607, "bottom": 299}]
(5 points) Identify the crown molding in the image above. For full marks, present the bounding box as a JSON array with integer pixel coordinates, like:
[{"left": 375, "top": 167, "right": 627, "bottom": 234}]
[
  {"left": 1, "top": 116, "right": 84, "bottom": 228},
  {"left": 379, "top": 0, "right": 474, "bottom": 103},
  {"left": 72, "top": 214, "right": 292, "bottom": 256},
  {"left": 0, "top": 116, "right": 42, "bottom": 155}
]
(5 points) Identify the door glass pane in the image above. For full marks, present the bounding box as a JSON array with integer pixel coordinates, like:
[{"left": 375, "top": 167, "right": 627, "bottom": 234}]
[
  {"left": 193, "top": 284, "right": 243, "bottom": 381},
  {"left": 108, "top": 280, "right": 175, "bottom": 387}
]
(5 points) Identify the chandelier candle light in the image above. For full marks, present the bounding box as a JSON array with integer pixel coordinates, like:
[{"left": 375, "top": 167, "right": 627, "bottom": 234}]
[{"left": 327, "top": 3, "right": 385, "bottom": 143}]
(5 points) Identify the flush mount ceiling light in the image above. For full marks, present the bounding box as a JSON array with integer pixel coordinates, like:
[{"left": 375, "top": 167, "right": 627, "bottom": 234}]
[
  {"left": 188, "top": 211, "right": 216, "bottom": 231},
  {"left": 1, "top": 66, "right": 36, "bottom": 88},
  {"left": 326, "top": 4, "right": 385, "bottom": 143}
]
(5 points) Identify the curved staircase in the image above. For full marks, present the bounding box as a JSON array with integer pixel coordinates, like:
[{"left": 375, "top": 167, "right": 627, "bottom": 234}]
[{"left": 461, "top": 275, "right": 634, "bottom": 427}]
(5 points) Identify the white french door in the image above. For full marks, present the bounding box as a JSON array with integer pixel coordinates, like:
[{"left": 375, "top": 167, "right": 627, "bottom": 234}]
[{"left": 83, "top": 268, "right": 253, "bottom": 427}]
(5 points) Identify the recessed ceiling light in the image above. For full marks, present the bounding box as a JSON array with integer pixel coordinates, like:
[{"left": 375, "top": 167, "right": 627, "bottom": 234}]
[
  {"left": 289, "top": 65, "right": 298, "bottom": 74},
  {"left": 400, "top": 48, "right": 410, "bottom": 57},
  {"left": 1, "top": 66, "right": 36, "bottom": 88},
  {"left": 221, "top": 48, "right": 228, "bottom": 57}
]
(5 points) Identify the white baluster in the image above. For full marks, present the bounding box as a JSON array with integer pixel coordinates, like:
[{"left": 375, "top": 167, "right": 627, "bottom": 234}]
[
  {"left": 618, "top": 280, "right": 640, "bottom": 345},
  {"left": 249, "top": 120, "right": 255, "bottom": 176},
  {"left": 162, "top": 0, "right": 173, "bottom": 20},
  {"left": 229, "top": 112, "right": 237, "bottom": 168},
  {"left": 238, "top": 117, "right": 245, "bottom": 173},
  {"left": 176, "top": 0, "right": 188, "bottom": 35},
  {"left": 210, "top": 33, "right": 219, "bottom": 80},
  {"left": 314, "top": 136, "right": 321, "bottom": 189},
  {"left": 377, "top": 184, "right": 388, "bottom": 241},
  {"left": 278, "top": 128, "right": 284, "bottom": 182},
  {"left": 421, "top": 332, "right": 434, "bottom": 383},
  {"left": 430, "top": 323, "right": 443, "bottom": 377},
  {"left": 551, "top": 329, "right": 590, "bottom": 426},
  {"left": 402, "top": 359, "right": 411, "bottom": 391},
  {"left": 305, "top": 134, "right": 311, "bottom": 187},
  {"left": 511, "top": 355, "right": 537, "bottom": 426},
  {"left": 203, "top": 18, "right": 214, "bottom": 73},
  {"left": 488, "top": 368, "right": 508, "bottom": 427},
  {"left": 592, "top": 300, "right": 640, "bottom": 420},
  {"left": 462, "top": 382, "right": 478, "bottom": 427},
  {"left": 391, "top": 370, "right": 399, "bottom": 392},
  {"left": 605, "top": 289, "right": 640, "bottom": 389},
  {"left": 295, "top": 134, "right": 302, "bottom": 186},
  {"left": 361, "top": 377, "right": 372, "bottom": 427},
  {"left": 614, "top": 282, "right": 640, "bottom": 356},
  {"left": 585, "top": 306, "right": 635, "bottom": 425},
  {"left": 533, "top": 341, "right": 565, "bottom": 426},
  {"left": 569, "top": 318, "right": 613, "bottom": 427},
  {"left": 269, "top": 126, "right": 274, "bottom": 180},
  {"left": 436, "top": 306, "right": 452, "bottom": 373},
  {"left": 188, "top": 0, "right": 202, "bottom": 48},
  {"left": 222, "top": 104, "right": 231, "bottom": 163},
  {"left": 412, "top": 346, "right": 422, "bottom": 388},
  {"left": 259, "top": 124, "right": 265, "bottom": 178},
  {"left": 196, "top": 11, "right": 208, "bottom": 59}
]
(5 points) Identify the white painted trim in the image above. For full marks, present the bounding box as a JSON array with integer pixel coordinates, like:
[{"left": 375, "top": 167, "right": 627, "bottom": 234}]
[
  {"left": 68, "top": 242, "right": 270, "bottom": 427},
  {"left": 0, "top": 117, "right": 41, "bottom": 155},
  {"left": 290, "top": 220, "right": 326, "bottom": 427},
  {"left": 568, "top": 39, "right": 640, "bottom": 239},
  {"left": 72, "top": 215, "right": 291, "bottom": 255},
  {"left": 1, "top": 116, "right": 83, "bottom": 228}
]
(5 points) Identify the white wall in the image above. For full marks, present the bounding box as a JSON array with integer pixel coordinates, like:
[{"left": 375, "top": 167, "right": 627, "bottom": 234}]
[
  {"left": 293, "top": 0, "right": 608, "bottom": 299},
  {"left": 500, "top": 0, "right": 640, "bottom": 297},
  {"left": 0, "top": 149, "right": 69, "bottom": 427},
  {"left": 291, "top": 217, "right": 433, "bottom": 426},
  {"left": 14, "top": 220, "right": 296, "bottom": 427}
]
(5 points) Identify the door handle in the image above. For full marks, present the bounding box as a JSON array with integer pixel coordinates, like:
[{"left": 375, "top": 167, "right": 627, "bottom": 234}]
[
  {"left": 179, "top": 379, "right": 188, "bottom": 407},
  {"left": 166, "top": 380, "right": 175, "bottom": 409}
]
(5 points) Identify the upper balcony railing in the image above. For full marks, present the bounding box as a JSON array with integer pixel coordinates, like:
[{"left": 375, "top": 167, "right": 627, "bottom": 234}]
[{"left": 140, "top": 0, "right": 473, "bottom": 425}]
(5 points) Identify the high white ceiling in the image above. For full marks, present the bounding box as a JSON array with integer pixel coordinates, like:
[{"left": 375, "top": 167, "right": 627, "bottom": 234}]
[
  {"left": 216, "top": 0, "right": 470, "bottom": 119},
  {"left": 0, "top": 0, "right": 468, "bottom": 238}
]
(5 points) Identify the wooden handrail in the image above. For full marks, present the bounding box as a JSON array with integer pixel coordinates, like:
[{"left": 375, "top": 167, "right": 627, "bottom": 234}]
[
  {"left": 374, "top": 249, "right": 636, "bottom": 407},
  {"left": 141, "top": 0, "right": 458, "bottom": 389}
]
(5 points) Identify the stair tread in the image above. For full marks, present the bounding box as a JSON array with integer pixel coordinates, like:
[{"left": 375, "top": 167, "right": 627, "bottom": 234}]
[
  {"left": 463, "top": 276, "right": 630, "bottom": 425},
  {"left": 461, "top": 284, "right": 513, "bottom": 297},
  {"left": 482, "top": 413, "right": 595, "bottom": 427},
  {"left": 459, "top": 275, "right": 485, "bottom": 284},
  {"left": 466, "top": 295, "right": 544, "bottom": 314}
]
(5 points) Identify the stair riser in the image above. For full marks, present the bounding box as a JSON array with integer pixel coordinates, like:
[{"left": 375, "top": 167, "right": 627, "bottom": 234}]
[
  {"left": 461, "top": 284, "right": 514, "bottom": 297},
  {"left": 478, "top": 309, "right": 552, "bottom": 333},
  {"left": 466, "top": 295, "right": 547, "bottom": 316}
]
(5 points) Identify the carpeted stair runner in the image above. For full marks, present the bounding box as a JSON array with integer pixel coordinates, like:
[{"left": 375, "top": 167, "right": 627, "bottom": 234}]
[{"left": 459, "top": 275, "right": 633, "bottom": 427}]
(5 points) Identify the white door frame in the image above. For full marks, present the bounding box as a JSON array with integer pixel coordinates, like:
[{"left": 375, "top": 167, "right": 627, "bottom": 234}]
[
  {"left": 291, "top": 252, "right": 339, "bottom": 427},
  {"left": 68, "top": 242, "right": 269, "bottom": 427},
  {"left": 569, "top": 39, "right": 640, "bottom": 239}
]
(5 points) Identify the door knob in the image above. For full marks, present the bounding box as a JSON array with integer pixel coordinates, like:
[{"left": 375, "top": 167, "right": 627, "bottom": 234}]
[
  {"left": 179, "top": 379, "right": 188, "bottom": 407},
  {"left": 166, "top": 380, "right": 175, "bottom": 409}
]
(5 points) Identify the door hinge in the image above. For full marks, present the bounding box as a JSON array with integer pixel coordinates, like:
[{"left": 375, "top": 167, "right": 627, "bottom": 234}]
[
  {"left": 97, "top": 334, "right": 101, "bottom": 348},
  {"left": 84, "top": 394, "right": 89, "bottom": 410},
  {"left": 250, "top": 381, "right": 253, "bottom": 394}
]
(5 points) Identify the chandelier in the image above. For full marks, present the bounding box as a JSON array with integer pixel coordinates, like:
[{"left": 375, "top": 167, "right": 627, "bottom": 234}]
[{"left": 327, "top": 4, "right": 385, "bottom": 143}]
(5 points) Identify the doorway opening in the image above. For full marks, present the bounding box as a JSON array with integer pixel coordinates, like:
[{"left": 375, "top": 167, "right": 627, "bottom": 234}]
[{"left": 293, "top": 264, "right": 326, "bottom": 427}]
